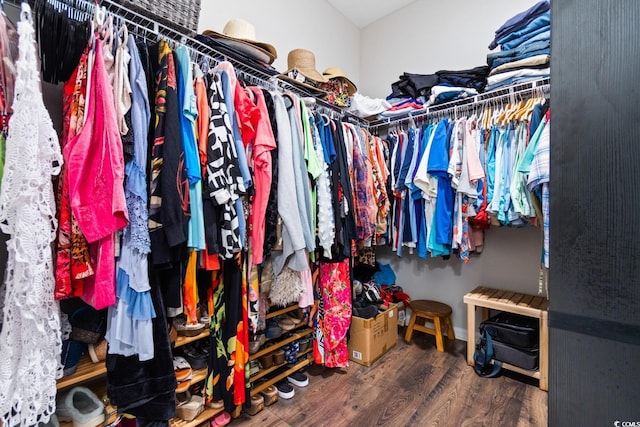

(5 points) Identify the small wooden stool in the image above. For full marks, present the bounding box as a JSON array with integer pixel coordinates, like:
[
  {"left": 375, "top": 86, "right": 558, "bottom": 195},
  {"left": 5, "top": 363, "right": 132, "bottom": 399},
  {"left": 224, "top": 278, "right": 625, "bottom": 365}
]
[{"left": 404, "top": 300, "right": 455, "bottom": 352}]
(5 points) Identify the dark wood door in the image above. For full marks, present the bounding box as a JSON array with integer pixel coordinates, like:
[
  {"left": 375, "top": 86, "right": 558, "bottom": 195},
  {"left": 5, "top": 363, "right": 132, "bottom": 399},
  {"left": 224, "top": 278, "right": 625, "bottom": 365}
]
[{"left": 550, "top": 0, "right": 640, "bottom": 425}]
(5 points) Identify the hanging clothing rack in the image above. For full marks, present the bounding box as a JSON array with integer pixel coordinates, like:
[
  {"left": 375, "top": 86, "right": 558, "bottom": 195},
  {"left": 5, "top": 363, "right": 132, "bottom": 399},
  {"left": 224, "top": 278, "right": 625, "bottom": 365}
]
[
  {"left": 6, "top": 0, "right": 371, "bottom": 127},
  {"left": 368, "top": 77, "right": 550, "bottom": 129}
]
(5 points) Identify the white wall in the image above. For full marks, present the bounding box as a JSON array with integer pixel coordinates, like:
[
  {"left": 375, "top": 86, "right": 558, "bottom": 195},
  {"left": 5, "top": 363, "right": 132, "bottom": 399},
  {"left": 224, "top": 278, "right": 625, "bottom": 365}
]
[
  {"left": 360, "top": 0, "right": 541, "bottom": 98},
  {"left": 198, "top": 1, "right": 361, "bottom": 89},
  {"left": 377, "top": 227, "right": 543, "bottom": 340}
]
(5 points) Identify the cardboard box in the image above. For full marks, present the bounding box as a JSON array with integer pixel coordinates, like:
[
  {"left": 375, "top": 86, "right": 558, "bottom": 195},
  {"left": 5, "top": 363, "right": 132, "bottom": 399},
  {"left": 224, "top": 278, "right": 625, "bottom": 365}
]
[{"left": 348, "top": 304, "right": 398, "bottom": 366}]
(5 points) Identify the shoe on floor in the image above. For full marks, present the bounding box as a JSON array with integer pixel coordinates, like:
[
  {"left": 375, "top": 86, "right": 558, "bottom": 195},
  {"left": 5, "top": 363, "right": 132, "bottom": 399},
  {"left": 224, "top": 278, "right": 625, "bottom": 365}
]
[
  {"left": 210, "top": 411, "right": 231, "bottom": 426},
  {"left": 275, "top": 379, "right": 295, "bottom": 399},
  {"left": 243, "top": 394, "right": 264, "bottom": 416},
  {"left": 287, "top": 370, "right": 309, "bottom": 387},
  {"left": 259, "top": 385, "right": 279, "bottom": 406},
  {"left": 56, "top": 387, "right": 105, "bottom": 427}
]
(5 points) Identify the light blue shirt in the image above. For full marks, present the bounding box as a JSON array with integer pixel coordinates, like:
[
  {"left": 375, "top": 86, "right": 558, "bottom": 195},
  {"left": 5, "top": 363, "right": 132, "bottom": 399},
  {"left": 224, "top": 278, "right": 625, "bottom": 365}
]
[{"left": 176, "top": 47, "right": 206, "bottom": 250}]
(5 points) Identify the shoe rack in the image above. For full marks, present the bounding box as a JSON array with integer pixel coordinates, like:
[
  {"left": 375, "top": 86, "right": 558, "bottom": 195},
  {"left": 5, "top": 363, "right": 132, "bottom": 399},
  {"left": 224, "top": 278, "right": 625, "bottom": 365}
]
[
  {"left": 248, "top": 304, "right": 314, "bottom": 397},
  {"left": 56, "top": 329, "right": 221, "bottom": 427}
]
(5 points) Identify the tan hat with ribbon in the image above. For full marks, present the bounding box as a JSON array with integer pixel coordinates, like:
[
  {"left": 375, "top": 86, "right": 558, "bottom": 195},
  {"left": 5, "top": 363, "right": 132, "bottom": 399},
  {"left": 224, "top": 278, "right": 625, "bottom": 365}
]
[
  {"left": 279, "top": 49, "right": 328, "bottom": 95},
  {"left": 323, "top": 67, "right": 358, "bottom": 96},
  {"left": 202, "top": 18, "right": 277, "bottom": 64}
]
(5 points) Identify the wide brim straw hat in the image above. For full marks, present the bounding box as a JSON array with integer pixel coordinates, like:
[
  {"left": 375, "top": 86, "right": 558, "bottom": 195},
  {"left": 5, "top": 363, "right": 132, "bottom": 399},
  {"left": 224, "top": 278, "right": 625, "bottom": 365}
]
[
  {"left": 323, "top": 66, "right": 358, "bottom": 96},
  {"left": 202, "top": 18, "right": 277, "bottom": 64},
  {"left": 278, "top": 48, "right": 329, "bottom": 95}
]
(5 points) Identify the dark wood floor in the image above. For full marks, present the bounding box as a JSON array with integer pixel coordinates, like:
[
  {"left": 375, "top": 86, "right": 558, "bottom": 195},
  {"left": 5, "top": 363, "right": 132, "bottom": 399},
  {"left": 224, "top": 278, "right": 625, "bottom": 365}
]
[{"left": 231, "top": 331, "right": 548, "bottom": 426}]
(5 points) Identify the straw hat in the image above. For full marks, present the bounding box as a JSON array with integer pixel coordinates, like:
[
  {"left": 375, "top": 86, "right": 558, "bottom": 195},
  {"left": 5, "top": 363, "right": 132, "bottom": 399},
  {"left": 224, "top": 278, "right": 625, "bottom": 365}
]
[
  {"left": 323, "top": 67, "right": 357, "bottom": 96},
  {"left": 279, "top": 49, "right": 328, "bottom": 95},
  {"left": 202, "top": 18, "right": 277, "bottom": 64}
]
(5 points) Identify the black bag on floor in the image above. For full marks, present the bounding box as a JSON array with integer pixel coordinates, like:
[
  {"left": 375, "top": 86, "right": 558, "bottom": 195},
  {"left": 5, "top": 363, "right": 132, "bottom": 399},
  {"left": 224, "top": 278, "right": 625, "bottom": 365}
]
[{"left": 480, "top": 312, "right": 539, "bottom": 349}]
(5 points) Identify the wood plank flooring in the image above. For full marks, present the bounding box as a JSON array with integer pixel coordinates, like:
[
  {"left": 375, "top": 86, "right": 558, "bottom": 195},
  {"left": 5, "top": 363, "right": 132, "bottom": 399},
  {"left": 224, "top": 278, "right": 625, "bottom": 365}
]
[{"left": 232, "top": 332, "right": 547, "bottom": 427}]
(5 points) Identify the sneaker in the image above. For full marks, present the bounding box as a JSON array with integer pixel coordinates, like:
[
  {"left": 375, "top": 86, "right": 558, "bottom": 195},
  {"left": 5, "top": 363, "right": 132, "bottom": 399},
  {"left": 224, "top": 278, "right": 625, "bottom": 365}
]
[
  {"left": 287, "top": 371, "right": 309, "bottom": 387},
  {"left": 275, "top": 379, "right": 295, "bottom": 399}
]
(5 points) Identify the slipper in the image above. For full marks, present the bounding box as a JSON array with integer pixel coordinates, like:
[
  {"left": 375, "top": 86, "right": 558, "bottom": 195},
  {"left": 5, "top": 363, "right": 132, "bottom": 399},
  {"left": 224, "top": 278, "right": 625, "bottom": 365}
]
[
  {"left": 173, "top": 356, "right": 193, "bottom": 382},
  {"left": 258, "top": 352, "right": 274, "bottom": 369},
  {"left": 206, "top": 400, "right": 224, "bottom": 410},
  {"left": 265, "top": 320, "right": 282, "bottom": 339},
  {"left": 259, "top": 385, "right": 278, "bottom": 406},
  {"left": 297, "top": 336, "right": 312, "bottom": 353},
  {"left": 274, "top": 379, "right": 294, "bottom": 399},
  {"left": 273, "top": 349, "right": 285, "bottom": 365},
  {"left": 174, "top": 316, "right": 206, "bottom": 337},
  {"left": 210, "top": 411, "right": 231, "bottom": 427},
  {"left": 287, "top": 370, "right": 309, "bottom": 387},
  {"left": 176, "top": 394, "right": 204, "bottom": 421},
  {"left": 176, "top": 380, "right": 191, "bottom": 394},
  {"left": 88, "top": 339, "right": 107, "bottom": 363},
  {"left": 243, "top": 394, "right": 264, "bottom": 416},
  {"left": 249, "top": 360, "right": 262, "bottom": 376},
  {"left": 278, "top": 317, "right": 296, "bottom": 331},
  {"left": 288, "top": 310, "right": 303, "bottom": 325},
  {"left": 56, "top": 387, "right": 105, "bottom": 427},
  {"left": 249, "top": 333, "right": 266, "bottom": 354}
]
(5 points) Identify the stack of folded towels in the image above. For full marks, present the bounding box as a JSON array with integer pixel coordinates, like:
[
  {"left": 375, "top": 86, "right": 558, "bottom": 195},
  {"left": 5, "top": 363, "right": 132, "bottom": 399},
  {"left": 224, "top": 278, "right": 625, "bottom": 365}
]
[{"left": 485, "top": 0, "right": 551, "bottom": 91}]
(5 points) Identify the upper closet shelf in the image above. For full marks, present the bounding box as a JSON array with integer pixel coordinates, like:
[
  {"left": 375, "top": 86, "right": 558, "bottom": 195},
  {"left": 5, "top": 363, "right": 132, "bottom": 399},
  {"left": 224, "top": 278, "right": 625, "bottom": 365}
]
[
  {"left": 8, "top": 0, "right": 369, "bottom": 127},
  {"left": 368, "top": 77, "right": 550, "bottom": 129}
]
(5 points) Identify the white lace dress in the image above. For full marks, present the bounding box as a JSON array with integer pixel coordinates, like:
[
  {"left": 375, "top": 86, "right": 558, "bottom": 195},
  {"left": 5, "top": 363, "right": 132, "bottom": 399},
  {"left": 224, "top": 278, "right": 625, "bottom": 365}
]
[{"left": 0, "top": 4, "right": 63, "bottom": 426}]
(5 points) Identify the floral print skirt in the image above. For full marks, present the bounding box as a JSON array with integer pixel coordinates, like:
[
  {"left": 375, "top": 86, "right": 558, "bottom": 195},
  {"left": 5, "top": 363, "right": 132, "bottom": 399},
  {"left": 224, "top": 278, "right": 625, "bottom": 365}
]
[{"left": 318, "top": 258, "right": 352, "bottom": 368}]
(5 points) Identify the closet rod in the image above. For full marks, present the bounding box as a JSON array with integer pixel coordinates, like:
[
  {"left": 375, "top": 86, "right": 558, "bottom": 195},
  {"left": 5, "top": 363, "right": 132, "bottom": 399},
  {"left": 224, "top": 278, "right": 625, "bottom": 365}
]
[
  {"left": 96, "top": 0, "right": 371, "bottom": 127},
  {"left": 368, "top": 77, "right": 550, "bottom": 129},
  {"left": 8, "top": 0, "right": 370, "bottom": 127}
]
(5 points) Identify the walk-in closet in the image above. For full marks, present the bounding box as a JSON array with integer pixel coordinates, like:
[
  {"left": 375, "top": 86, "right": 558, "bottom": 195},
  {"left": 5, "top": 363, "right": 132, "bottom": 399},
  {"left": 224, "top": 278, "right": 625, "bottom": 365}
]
[{"left": 0, "top": 1, "right": 637, "bottom": 427}]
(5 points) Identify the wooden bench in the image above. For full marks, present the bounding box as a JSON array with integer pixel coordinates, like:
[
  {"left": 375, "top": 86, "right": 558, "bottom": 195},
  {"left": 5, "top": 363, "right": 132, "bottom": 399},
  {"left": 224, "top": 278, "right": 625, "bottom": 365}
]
[{"left": 463, "top": 286, "right": 549, "bottom": 391}]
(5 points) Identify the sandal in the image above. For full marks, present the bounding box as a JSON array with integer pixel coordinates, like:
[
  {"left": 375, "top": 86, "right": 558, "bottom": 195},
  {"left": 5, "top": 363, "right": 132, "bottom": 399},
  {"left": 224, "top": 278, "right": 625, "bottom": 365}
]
[
  {"left": 173, "top": 356, "right": 193, "bottom": 382},
  {"left": 210, "top": 411, "right": 231, "bottom": 427},
  {"left": 174, "top": 316, "right": 206, "bottom": 337},
  {"left": 176, "top": 380, "right": 191, "bottom": 394}
]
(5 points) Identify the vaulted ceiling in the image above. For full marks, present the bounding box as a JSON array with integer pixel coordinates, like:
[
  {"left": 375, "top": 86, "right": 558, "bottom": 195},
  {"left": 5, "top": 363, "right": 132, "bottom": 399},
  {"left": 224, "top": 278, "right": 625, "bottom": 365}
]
[{"left": 326, "top": 0, "right": 416, "bottom": 28}]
